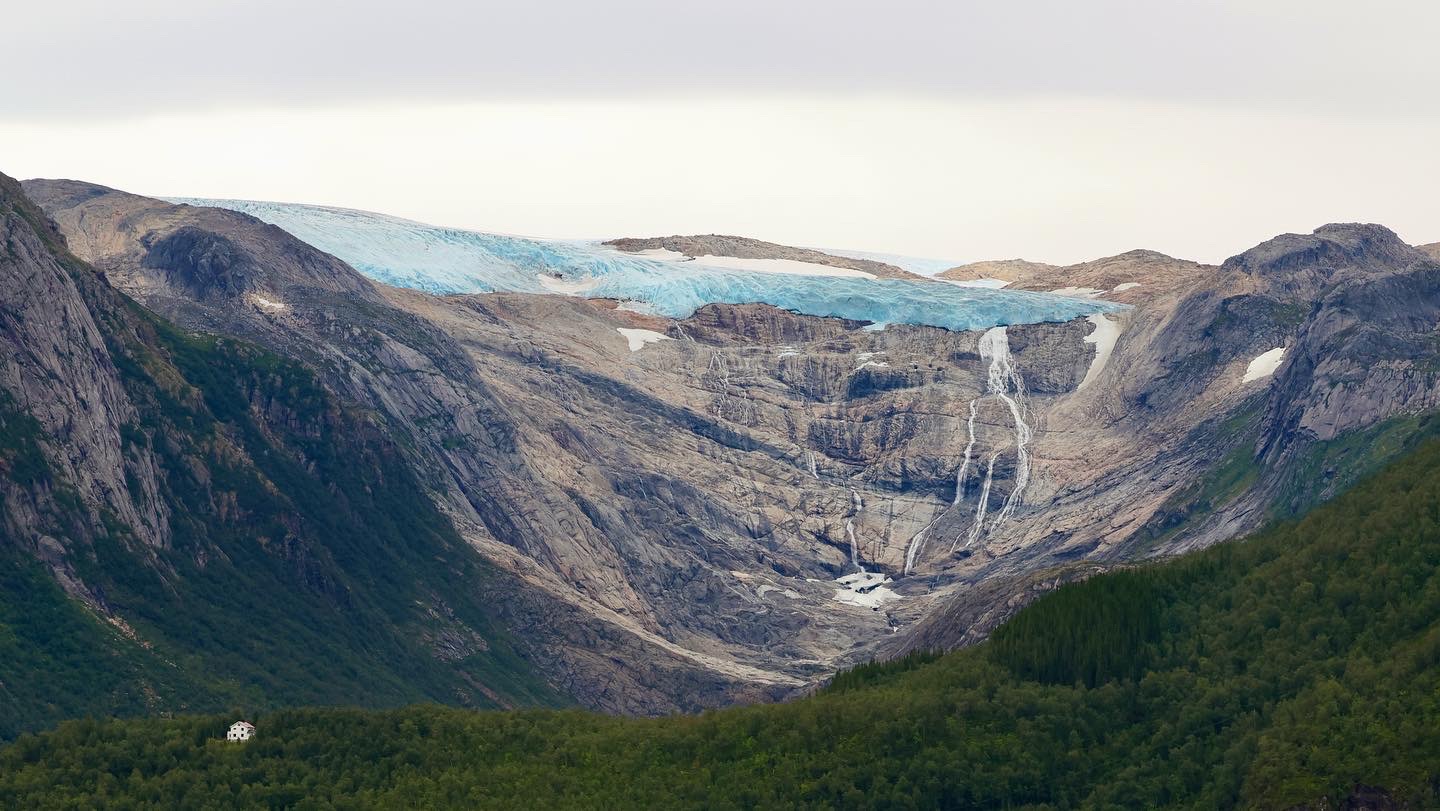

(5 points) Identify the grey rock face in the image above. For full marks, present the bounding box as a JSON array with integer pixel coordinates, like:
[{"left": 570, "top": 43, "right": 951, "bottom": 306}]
[{"left": 0, "top": 175, "right": 169, "bottom": 573}]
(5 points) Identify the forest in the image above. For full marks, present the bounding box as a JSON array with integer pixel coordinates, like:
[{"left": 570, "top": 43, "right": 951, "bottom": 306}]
[{"left": 6, "top": 425, "right": 1440, "bottom": 807}]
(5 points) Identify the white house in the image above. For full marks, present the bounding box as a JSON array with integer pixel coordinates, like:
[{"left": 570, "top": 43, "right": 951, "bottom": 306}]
[{"left": 226, "top": 721, "right": 256, "bottom": 742}]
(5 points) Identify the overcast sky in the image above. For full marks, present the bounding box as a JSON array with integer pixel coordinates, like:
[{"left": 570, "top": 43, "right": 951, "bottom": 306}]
[{"left": 4, "top": 0, "right": 1438, "bottom": 264}]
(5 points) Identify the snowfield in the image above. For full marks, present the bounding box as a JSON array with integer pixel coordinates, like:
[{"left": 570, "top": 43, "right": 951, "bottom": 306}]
[
  {"left": 684, "top": 254, "right": 878, "bottom": 279},
  {"left": 942, "top": 278, "right": 1011, "bottom": 289},
  {"left": 1243, "top": 347, "right": 1286, "bottom": 382},
  {"left": 832, "top": 572, "right": 900, "bottom": 608},
  {"left": 617, "top": 328, "right": 671, "bottom": 352},
  {"left": 1078, "top": 313, "right": 1121, "bottom": 390}
]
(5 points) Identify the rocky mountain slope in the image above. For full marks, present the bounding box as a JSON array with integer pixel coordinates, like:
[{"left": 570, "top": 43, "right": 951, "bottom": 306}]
[
  {"left": 0, "top": 172, "right": 563, "bottom": 736},
  {"left": 12, "top": 173, "right": 1440, "bottom": 721}
]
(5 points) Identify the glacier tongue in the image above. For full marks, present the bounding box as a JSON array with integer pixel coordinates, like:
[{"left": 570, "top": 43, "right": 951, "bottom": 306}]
[{"left": 168, "top": 198, "right": 1121, "bottom": 332}]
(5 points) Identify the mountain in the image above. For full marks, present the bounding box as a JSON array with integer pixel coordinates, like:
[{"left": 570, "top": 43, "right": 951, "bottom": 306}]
[
  {"left": 0, "top": 172, "right": 563, "bottom": 737},
  {"left": 11, "top": 172, "right": 1440, "bottom": 731},
  {"left": 20, "top": 179, "right": 1124, "bottom": 714},
  {"left": 7, "top": 429, "right": 1440, "bottom": 808},
  {"left": 899, "top": 229, "right": 1440, "bottom": 651}
]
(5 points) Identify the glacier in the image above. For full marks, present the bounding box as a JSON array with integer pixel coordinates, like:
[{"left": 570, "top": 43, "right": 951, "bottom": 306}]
[{"left": 168, "top": 198, "right": 1121, "bottom": 332}]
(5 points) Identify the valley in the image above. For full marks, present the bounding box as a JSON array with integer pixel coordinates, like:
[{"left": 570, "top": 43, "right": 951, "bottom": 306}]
[{"left": 7, "top": 173, "right": 1440, "bottom": 726}]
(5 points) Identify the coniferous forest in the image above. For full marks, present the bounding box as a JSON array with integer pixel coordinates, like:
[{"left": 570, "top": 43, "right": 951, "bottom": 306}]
[{"left": 5, "top": 434, "right": 1440, "bottom": 808}]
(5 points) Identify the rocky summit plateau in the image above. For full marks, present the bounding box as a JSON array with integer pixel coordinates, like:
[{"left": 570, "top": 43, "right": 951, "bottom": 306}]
[{"left": 5, "top": 171, "right": 1440, "bottom": 723}]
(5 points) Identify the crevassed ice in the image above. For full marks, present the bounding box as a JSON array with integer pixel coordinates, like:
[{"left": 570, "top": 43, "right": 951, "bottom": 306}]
[{"left": 169, "top": 198, "right": 1121, "bottom": 332}]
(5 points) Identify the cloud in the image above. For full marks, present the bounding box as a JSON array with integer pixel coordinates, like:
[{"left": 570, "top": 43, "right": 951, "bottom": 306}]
[{"left": 6, "top": 0, "right": 1439, "bottom": 121}]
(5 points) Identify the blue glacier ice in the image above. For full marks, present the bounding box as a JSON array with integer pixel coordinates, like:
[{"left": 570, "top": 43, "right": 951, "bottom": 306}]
[{"left": 168, "top": 198, "right": 1121, "bottom": 332}]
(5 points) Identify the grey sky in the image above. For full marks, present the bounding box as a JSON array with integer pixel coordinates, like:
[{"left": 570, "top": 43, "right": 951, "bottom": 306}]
[
  {"left": 3, "top": 1, "right": 1438, "bottom": 264},
  {"left": 10, "top": 0, "right": 1440, "bottom": 120}
]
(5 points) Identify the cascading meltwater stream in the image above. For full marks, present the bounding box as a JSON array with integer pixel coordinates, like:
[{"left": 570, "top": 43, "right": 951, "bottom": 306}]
[
  {"left": 846, "top": 489, "right": 866, "bottom": 572},
  {"left": 904, "top": 326, "right": 1033, "bottom": 572}
]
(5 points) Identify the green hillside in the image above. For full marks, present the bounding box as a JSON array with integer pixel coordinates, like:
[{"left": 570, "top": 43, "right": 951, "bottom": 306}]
[
  {"left": 7, "top": 425, "right": 1440, "bottom": 808},
  {"left": 1, "top": 173, "right": 564, "bottom": 736}
]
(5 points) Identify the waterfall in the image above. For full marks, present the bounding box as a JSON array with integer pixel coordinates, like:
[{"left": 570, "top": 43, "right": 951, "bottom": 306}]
[
  {"left": 952, "top": 326, "right": 1032, "bottom": 553},
  {"left": 845, "top": 488, "right": 866, "bottom": 572},
  {"left": 906, "top": 325, "right": 1035, "bottom": 571},
  {"left": 983, "top": 330, "right": 1031, "bottom": 528},
  {"left": 954, "top": 398, "right": 979, "bottom": 505},
  {"left": 976, "top": 327, "right": 1031, "bottom": 532},
  {"left": 961, "top": 452, "right": 1002, "bottom": 549},
  {"left": 904, "top": 398, "right": 979, "bottom": 574},
  {"left": 807, "top": 451, "right": 820, "bottom": 480}
]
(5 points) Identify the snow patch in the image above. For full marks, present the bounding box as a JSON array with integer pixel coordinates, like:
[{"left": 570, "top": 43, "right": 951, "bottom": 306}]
[
  {"left": 832, "top": 571, "right": 900, "bottom": 609},
  {"left": 616, "top": 328, "right": 672, "bottom": 352},
  {"left": 1111, "top": 282, "right": 1141, "bottom": 292},
  {"left": 249, "top": 294, "right": 286, "bottom": 312},
  {"left": 689, "top": 255, "right": 878, "bottom": 279},
  {"left": 1243, "top": 347, "right": 1286, "bottom": 383},
  {"left": 538, "top": 274, "right": 600, "bottom": 295},
  {"left": 943, "top": 278, "right": 1011, "bottom": 290},
  {"left": 1049, "top": 286, "right": 1104, "bottom": 298},
  {"left": 629, "top": 247, "right": 688, "bottom": 261},
  {"left": 815, "top": 247, "right": 961, "bottom": 276},
  {"left": 1078, "top": 313, "right": 1121, "bottom": 391}
]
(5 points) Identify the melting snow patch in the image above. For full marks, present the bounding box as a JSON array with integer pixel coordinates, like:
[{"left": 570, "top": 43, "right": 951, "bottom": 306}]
[
  {"left": 250, "top": 294, "right": 286, "bottom": 312},
  {"left": 538, "top": 274, "right": 600, "bottom": 295},
  {"left": 943, "top": 278, "right": 1011, "bottom": 289},
  {"left": 833, "top": 571, "right": 900, "bottom": 609},
  {"left": 1111, "top": 282, "right": 1141, "bottom": 292},
  {"left": 690, "top": 255, "right": 878, "bottom": 279},
  {"left": 1049, "top": 286, "right": 1104, "bottom": 298},
  {"left": 858, "top": 361, "right": 890, "bottom": 370},
  {"left": 617, "top": 328, "right": 672, "bottom": 352},
  {"left": 1243, "top": 347, "right": 1286, "bottom": 383},
  {"left": 630, "top": 248, "right": 688, "bottom": 261},
  {"left": 1078, "top": 313, "right": 1121, "bottom": 391}
]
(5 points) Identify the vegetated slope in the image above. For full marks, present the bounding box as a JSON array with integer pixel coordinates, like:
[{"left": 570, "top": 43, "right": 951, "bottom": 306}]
[
  {"left": 8, "top": 435, "right": 1440, "bottom": 808},
  {"left": 0, "top": 172, "right": 562, "bottom": 738}
]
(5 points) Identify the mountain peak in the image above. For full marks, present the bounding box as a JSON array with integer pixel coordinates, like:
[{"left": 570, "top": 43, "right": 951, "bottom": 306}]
[{"left": 1223, "top": 223, "right": 1423, "bottom": 278}]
